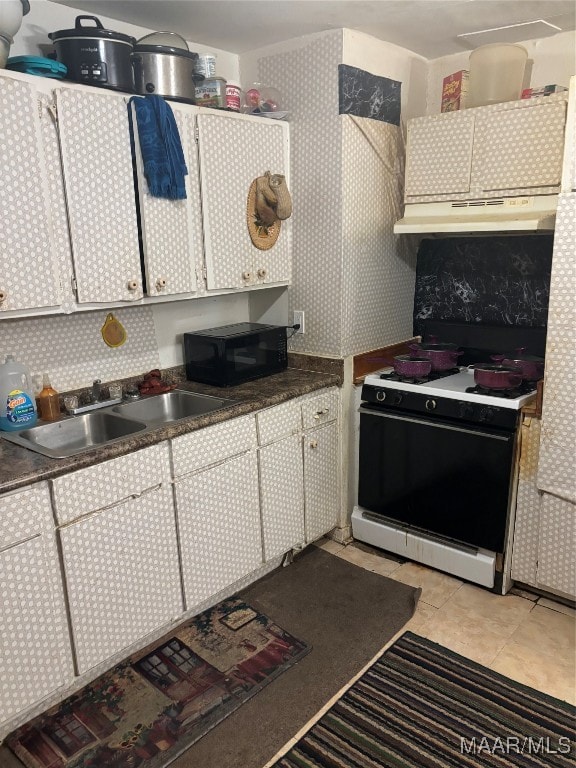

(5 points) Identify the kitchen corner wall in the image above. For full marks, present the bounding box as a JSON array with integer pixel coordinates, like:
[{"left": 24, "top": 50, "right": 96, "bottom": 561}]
[{"left": 241, "top": 29, "right": 422, "bottom": 358}]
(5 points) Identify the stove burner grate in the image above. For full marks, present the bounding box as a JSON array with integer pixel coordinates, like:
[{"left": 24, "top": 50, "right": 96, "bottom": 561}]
[
  {"left": 380, "top": 368, "right": 461, "bottom": 384},
  {"left": 465, "top": 383, "right": 537, "bottom": 399}
]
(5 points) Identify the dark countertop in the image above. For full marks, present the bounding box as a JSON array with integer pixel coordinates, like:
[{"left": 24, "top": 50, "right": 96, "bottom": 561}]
[{"left": 0, "top": 367, "right": 341, "bottom": 495}]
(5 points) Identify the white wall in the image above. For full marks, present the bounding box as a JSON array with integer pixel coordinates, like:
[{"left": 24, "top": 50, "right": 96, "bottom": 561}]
[
  {"left": 426, "top": 30, "right": 576, "bottom": 115},
  {"left": 11, "top": 0, "right": 240, "bottom": 82},
  {"left": 343, "top": 29, "right": 428, "bottom": 124}
]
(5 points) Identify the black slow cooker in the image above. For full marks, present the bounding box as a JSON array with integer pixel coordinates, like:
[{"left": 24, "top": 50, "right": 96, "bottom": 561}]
[{"left": 49, "top": 15, "right": 136, "bottom": 93}]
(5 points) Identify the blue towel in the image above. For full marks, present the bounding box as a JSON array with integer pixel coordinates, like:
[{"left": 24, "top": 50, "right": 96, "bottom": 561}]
[{"left": 129, "top": 95, "right": 188, "bottom": 199}]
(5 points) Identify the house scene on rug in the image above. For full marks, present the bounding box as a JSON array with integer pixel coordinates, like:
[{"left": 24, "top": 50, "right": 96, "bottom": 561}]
[{"left": 0, "top": 1, "right": 574, "bottom": 767}]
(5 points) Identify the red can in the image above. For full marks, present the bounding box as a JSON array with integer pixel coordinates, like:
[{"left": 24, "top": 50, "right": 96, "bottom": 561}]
[{"left": 226, "top": 82, "right": 241, "bottom": 111}]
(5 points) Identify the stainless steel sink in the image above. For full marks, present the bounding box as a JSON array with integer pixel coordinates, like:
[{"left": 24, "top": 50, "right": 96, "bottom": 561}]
[
  {"left": 1, "top": 389, "right": 237, "bottom": 459},
  {"left": 1, "top": 411, "right": 147, "bottom": 459},
  {"left": 112, "top": 390, "right": 237, "bottom": 425}
]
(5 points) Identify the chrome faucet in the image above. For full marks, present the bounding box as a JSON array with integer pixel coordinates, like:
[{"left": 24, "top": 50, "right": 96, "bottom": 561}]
[
  {"left": 91, "top": 379, "right": 102, "bottom": 402},
  {"left": 65, "top": 379, "right": 123, "bottom": 416}
]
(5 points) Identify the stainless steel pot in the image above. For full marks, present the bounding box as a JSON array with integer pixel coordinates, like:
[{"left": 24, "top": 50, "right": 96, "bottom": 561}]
[{"left": 131, "top": 32, "right": 201, "bottom": 104}]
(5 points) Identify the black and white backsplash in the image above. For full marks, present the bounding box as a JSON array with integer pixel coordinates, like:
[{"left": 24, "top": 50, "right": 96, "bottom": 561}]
[
  {"left": 338, "top": 65, "right": 401, "bottom": 125},
  {"left": 413, "top": 236, "right": 553, "bottom": 336}
]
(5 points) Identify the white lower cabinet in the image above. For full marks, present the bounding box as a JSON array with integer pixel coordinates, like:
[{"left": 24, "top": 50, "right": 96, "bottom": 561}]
[
  {"left": 256, "top": 388, "right": 341, "bottom": 553},
  {"left": 174, "top": 451, "right": 262, "bottom": 607},
  {"left": 304, "top": 420, "right": 340, "bottom": 542},
  {"left": 171, "top": 415, "right": 261, "bottom": 608},
  {"left": 53, "top": 445, "right": 183, "bottom": 674},
  {"left": 0, "top": 483, "right": 73, "bottom": 726},
  {"left": 259, "top": 433, "right": 305, "bottom": 561}
]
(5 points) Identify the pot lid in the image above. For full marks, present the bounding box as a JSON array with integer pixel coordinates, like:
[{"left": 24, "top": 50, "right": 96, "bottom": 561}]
[
  {"left": 473, "top": 363, "right": 522, "bottom": 373},
  {"left": 417, "top": 342, "right": 460, "bottom": 351},
  {"left": 499, "top": 350, "right": 544, "bottom": 362},
  {"left": 49, "top": 15, "right": 136, "bottom": 45},
  {"left": 132, "top": 43, "right": 199, "bottom": 60}
]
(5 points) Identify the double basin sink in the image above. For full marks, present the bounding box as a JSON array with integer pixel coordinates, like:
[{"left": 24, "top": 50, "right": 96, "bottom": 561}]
[{"left": 1, "top": 390, "right": 237, "bottom": 459}]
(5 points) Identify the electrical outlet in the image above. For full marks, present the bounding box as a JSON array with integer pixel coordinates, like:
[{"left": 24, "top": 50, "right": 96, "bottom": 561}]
[{"left": 293, "top": 310, "right": 305, "bottom": 334}]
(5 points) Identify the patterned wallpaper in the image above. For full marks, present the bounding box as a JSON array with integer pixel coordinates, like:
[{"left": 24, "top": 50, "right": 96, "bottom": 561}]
[
  {"left": 0, "top": 307, "right": 160, "bottom": 393},
  {"left": 537, "top": 193, "right": 576, "bottom": 504},
  {"left": 259, "top": 31, "right": 415, "bottom": 357},
  {"left": 413, "top": 236, "right": 553, "bottom": 336}
]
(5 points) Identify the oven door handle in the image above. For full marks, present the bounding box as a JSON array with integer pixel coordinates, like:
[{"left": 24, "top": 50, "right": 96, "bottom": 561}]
[{"left": 358, "top": 406, "right": 513, "bottom": 441}]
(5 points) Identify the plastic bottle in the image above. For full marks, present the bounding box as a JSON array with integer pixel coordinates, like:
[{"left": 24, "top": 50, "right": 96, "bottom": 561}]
[
  {"left": 37, "top": 373, "right": 61, "bottom": 422},
  {"left": 0, "top": 355, "right": 38, "bottom": 431}
]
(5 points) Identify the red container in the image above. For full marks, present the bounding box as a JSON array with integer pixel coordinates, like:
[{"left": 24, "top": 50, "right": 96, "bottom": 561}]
[{"left": 491, "top": 349, "right": 544, "bottom": 381}]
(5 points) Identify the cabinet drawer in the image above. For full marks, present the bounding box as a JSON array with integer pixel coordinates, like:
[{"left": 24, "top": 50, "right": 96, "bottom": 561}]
[
  {"left": 301, "top": 389, "right": 339, "bottom": 430},
  {"left": 171, "top": 414, "right": 257, "bottom": 477},
  {"left": 257, "top": 400, "right": 302, "bottom": 446},
  {"left": 0, "top": 482, "right": 54, "bottom": 547},
  {"left": 51, "top": 443, "right": 171, "bottom": 525}
]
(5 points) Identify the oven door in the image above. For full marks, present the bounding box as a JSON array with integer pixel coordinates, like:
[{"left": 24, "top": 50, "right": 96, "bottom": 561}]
[{"left": 358, "top": 405, "right": 517, "bottom": 552}]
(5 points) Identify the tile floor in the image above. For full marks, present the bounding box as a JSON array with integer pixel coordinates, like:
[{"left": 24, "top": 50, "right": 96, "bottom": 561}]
[
  {"left": 262, "top": 539, "right": 576, "bottom": 766},
  {"left": 3, "top": 540, "right": 574, "bottom": 768},
  {"left": 318, "top": 538, "right": 576, "bottom": 703}
]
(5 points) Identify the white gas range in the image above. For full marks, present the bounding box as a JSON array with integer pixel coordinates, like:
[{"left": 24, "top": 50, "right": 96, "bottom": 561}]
[
  {"left": 353, "top": 365, "right": 538, "bottom": 594},
  {"left": 363, "top": 366, "right": 537, "bottom": 410}
]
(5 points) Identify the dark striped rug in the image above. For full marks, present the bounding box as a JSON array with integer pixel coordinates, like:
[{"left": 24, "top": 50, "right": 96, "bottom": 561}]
[{"left": 272, "top": 632, "right": 576, "bottom": 768}]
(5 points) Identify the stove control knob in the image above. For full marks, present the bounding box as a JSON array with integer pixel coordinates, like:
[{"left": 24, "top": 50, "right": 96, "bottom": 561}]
[
  {"left": 392, "top": 393, "right": 403, "bottom": 405},
  {"left": 479, "top": 407, "right": 495, "bottom": 423},
  {"left": 376, "top": 391, "right": 386, "bottom": 402},
  {"left": 459, "top": 402, "right": 475, "bottom": 419},
  {"left": 425, "top": 398, "right": 437, "bottom": 411}
]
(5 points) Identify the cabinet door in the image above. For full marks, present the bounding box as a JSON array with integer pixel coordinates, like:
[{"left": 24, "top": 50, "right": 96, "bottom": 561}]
[
  {"left": 0, "top": 77, "right": 61, "bottom": 313},
  {"left": 304, "top": 421, "right": 340, "bottom": 543},
  {"left": 405, "top": 112, "right": 475, "bottom": 198},
  {"left": 259, "top": 434, "right": 305, "bottom": 561},
  {"left": 473, "top": 101, "right": 566, "bottom": 193},
  {"left": 197, "top": 112, "right": 290, "bottom": 290},
  {"left": 175, "top": 451, "right": 262, "bottom": 608},
  {"left": 537, "top": 494, "right": 575, "bottom": 598},
  {"left": 0, "top": 485, "right": 73, "bottom": 725},
  {"left": 132, "top": 104, "right": 199, "bottom": 297},
  {"left": 59, "top": 485, "right": 182, "bottom": 673},
  {"left": 56, "top": 88, "right": 143, "bottom": 304}
]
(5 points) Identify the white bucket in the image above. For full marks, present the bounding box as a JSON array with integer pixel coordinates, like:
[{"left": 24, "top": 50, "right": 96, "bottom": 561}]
[{"left": 467, "top": 43, "right": 528, "bottom": 108}]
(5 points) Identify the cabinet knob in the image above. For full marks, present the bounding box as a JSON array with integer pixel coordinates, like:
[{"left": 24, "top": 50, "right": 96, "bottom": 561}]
[
  {"left": 156, "top": 276, "right": 167, "bottom": 290},
  {"left": 127, "top": 279, "right": 139, "bottom": 292},
  {"left": 314, "top": 408, "right": 329, "bottom": 419},
  {"left": 0, "top": 290, "right": 7, "bottom": 304},
  {"left": 257, "top": 268, "right": 268, "bottom": 279},
  {"left": 309, "top": 439, "right": 318, "bottom": 449},
  {"left": 242, "top": 271, "right": 253, "bottom": 282}
]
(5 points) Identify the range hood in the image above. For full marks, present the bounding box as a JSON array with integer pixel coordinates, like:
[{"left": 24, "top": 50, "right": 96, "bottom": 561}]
[{"left": 394, "top": 195, "right": 558, "bottom": 235}]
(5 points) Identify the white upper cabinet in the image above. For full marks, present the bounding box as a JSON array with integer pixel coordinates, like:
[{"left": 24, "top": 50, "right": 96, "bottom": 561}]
[
  {"left": 56, "top": 87, "right": 143, "bottom": 304},
  {"left": 472, "top": 100, "right": 566, "bottom": 193},
  {"left": 197, "top": 111, "right": 291, "bottom": 290},
  {"left": 405, "top": 96, "right": 568, "bottom": 203},
  {"left": 405, "top": 111, "right": 475, "bottom": 198},
  {"left": 131, "top": 103, "right": 200, "bottom": 298},
  {"left": 0, "top": 76, "right": 61, "bottom": 313}
]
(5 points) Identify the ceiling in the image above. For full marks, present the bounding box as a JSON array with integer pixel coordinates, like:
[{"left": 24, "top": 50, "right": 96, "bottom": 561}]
[{"left": 51, "top": 0, "right": 576, "bottom": 59}]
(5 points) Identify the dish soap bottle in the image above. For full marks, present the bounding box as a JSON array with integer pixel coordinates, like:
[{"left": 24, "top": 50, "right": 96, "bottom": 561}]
[
  {"left": 0, "top": 355, "right": 38, "bottom": 431},
  {"left": 37, "top": 373, "right": 61, "bottom": 422}
]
